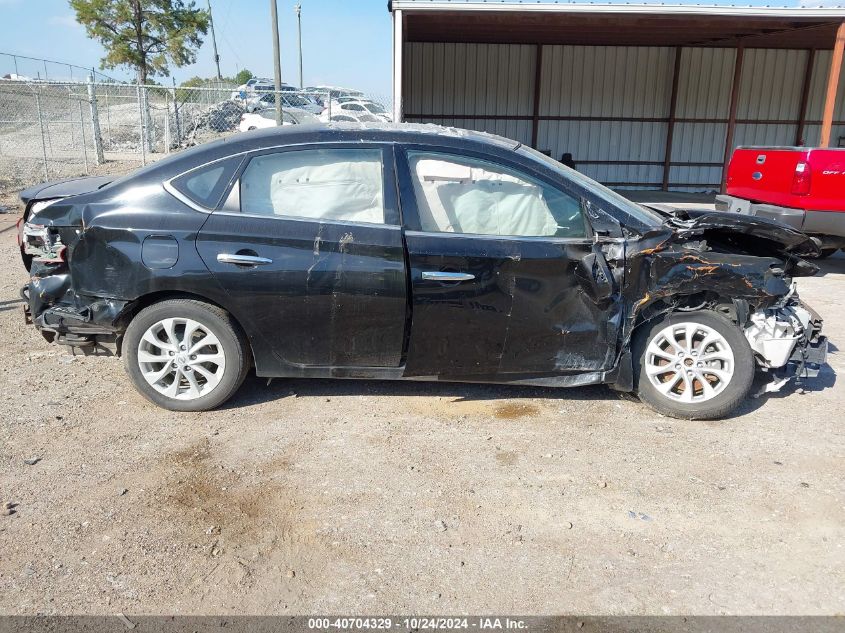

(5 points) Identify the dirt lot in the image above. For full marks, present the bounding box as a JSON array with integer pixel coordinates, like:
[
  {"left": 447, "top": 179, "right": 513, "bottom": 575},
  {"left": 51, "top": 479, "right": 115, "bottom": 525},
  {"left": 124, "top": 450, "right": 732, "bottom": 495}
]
[{"left": 0, "top": 200, "right": 843, "bottom": 615}]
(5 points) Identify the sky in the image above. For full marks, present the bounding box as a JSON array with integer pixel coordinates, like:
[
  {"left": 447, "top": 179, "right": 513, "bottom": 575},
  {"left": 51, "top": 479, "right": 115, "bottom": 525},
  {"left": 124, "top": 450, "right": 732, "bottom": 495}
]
[
  {"left": 0, "top": 0, "right": 838, "bottom": 98},
  {"left": 0, "top": 0, "right": 394, "bottom": 99}
]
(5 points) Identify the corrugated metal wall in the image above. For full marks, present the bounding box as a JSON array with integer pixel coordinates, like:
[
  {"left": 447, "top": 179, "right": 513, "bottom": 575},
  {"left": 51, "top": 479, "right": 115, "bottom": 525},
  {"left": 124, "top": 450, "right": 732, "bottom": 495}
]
[
  {"left": 669, "top": 48, "right": 734, "bottom": 190},
  {"left": 403, "top": 41, "right": 845, "bottom": 192},
  {"left": 536, "top": 46, "right": 672, "bottom": 186},
  {"left": 404, "top": 42, "right": 536, "bottom": 145},
  {"left": 805, "top": 49, "right": 845, "bottom": 150}
]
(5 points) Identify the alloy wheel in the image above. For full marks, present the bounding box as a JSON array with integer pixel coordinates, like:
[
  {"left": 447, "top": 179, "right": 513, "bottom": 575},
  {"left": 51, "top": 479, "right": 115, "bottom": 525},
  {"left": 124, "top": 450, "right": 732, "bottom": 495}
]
[
  {"left": 644, "top": 321, "right": 735, "bottom": 404},
  {"left": 137, "top": 317, "right": 226, "bottom": 400}
]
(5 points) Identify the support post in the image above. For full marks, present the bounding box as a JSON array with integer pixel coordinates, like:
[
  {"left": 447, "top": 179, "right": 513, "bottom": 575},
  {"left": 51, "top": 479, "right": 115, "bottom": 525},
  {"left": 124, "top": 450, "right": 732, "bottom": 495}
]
[
  {"left": 795, "top": 49, "right": 815, "bottom": 146},
  {"left": 207, "top": 0, "right": 223, "bottom": 81},
  {"left": 172, "top": 77, "right": 182, "bottom": 146},
  {"left": 87, "top": 74, "right": 104, "bottom": 165},
  {"left": 78, "top": 97, "right": 89, "bottom": 174},
  {"left": 393, "top": 9, "right": 404, "bottom": 123},
  {"left": 820, "top": 21, "right": 845, "bottom": 148},
  {"left": 662, "top": 47, "right": 682, "bottom": 191},
  {"left": 531, "top": 44, "right": 543, "bottom": 149},
  {"left": 721, "top": 45, "right": 744, "bottom": 194},
  {"left": 164, "top": 91, "right": 171, "bottom": 155},
  {"left": 270, "top": 0, "right": 283, "bottom": 126},
  {"left": 35, "top": 92, "right": 49, "bottom": 180},
  {"left": 295, "top": 3, "right": 304, "bottom": 89},
  {"left": 136, "top": 83, "right": 147, "bottom": 166}
]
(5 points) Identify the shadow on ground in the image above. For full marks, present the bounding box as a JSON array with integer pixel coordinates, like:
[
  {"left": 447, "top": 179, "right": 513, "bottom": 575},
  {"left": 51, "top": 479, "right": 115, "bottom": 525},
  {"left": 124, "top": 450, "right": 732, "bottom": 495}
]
[
  {"left": 223, "top": 373, "right": 614, "bottom": 411},
  {"left": 221, "top": 358, "right": 836, "bottom": 420},
  {"left": 811, "top": 250, "right": 845, "bottom": 277}
]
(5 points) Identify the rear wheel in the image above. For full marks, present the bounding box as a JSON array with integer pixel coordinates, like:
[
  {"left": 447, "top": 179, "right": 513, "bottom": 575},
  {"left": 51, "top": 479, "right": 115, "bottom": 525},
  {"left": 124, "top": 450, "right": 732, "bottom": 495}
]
[
  {"left": 634, "top": 310, "right": 755, "bottom": 420},
  {"left": 123, "top": 299, "right": 250, "bottom": 411}
]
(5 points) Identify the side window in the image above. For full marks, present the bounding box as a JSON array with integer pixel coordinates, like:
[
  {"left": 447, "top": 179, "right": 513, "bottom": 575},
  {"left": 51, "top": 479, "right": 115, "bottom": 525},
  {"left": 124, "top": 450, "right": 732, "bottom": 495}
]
[
  {"left": 170, "top": 156, "right": 241, "bottom": 209},
  {"left": 342, "top": 103, "right": 365, "bottom": 111},
  {"left": 406, "top": 151, "right": 586, "bottom": 238},
  {"left": 239, "top": 148, "right": 386, "bottom": 224}
]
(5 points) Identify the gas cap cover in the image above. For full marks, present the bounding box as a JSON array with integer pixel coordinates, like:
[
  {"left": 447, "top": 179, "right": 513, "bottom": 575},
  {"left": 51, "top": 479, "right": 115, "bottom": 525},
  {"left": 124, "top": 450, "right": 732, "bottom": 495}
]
[{"left": 141, "top": 235, "right": 179, "bottom": 269}]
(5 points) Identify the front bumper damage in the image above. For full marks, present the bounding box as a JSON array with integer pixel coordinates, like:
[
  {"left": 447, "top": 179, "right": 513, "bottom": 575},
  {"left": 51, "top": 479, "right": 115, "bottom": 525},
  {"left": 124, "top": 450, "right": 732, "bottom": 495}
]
[{"left": 743, "top": 296, "right": 828, "bottom": 393}]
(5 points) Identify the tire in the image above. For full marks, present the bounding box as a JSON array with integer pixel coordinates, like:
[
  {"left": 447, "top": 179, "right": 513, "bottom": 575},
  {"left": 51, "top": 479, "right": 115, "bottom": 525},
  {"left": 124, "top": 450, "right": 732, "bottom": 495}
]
[
  {"left": 123, "top": 299, "right": 251, "bottom": 412},
  {"left": 633, "top": 310, "right": 755, "bottom": 420}
]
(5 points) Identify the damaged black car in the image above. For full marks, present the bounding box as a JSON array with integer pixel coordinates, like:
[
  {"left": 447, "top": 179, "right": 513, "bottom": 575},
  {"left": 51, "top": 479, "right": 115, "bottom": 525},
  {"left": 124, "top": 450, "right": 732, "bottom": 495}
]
[{"left": 17, "top": 124, "right": 828, "bottom": 419}]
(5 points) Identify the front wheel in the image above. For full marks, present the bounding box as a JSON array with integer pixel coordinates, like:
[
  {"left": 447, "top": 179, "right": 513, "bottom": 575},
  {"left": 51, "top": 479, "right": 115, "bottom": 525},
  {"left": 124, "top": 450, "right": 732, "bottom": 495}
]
[
  {"left": 123, "top": 299, "right": 250, "bottom": 411},
  {"left": 633, "top": 310, "right": 755, "bottom": 420}
]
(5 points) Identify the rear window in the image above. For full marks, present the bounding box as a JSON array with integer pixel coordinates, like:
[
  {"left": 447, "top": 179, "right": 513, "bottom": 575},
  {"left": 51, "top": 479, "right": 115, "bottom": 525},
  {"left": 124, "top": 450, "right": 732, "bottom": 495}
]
[{"left": 170, "top": 156, "right": 242, "bottom": 209}]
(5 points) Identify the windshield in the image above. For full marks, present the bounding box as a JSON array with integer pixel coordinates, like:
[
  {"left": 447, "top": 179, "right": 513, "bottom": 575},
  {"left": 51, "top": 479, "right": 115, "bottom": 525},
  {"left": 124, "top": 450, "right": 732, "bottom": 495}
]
[
  {"left": 364, "top": 102, "right": 386, "bottom": 114},
  {"left": 518, "top": 145, "right": 664, "bottom": 229}
]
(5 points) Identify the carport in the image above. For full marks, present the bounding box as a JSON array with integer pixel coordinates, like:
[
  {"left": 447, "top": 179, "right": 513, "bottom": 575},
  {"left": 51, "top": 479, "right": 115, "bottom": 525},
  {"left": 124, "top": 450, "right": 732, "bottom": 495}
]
[{"left": 389, "top": 1, "right": 845, "bottom": 192}]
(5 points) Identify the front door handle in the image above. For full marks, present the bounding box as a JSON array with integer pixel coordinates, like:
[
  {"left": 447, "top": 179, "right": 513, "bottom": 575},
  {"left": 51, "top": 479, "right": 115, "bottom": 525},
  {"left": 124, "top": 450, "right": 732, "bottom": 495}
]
[
  {"left": 421, "top": 271, "right": 475, "bottom": 282},
  {"left": 217, "top": 253, "right": 273, "bottom": 266}
]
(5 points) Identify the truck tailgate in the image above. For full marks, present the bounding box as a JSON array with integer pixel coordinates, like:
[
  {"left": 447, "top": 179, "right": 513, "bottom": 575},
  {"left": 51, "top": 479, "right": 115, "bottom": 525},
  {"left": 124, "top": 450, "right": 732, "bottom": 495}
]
[{"left": 726, "top": 147, "right": 845, "bottom": 211}]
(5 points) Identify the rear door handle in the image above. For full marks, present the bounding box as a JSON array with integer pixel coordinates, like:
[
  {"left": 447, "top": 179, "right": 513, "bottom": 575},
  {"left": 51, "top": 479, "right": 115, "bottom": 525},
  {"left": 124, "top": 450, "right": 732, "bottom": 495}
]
[
  {"left": 217, "top": 253, "right": 273, "bottom": 266},
  {"left": 421, "top": 271, "right": 475, "bottom": 282}
]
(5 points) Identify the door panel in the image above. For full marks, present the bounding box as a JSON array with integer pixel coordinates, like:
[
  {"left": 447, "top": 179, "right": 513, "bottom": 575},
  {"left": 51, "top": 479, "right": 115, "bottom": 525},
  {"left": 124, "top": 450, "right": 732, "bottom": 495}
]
[
  {"left": 196, "top": 144, "right": 407, "bottom": 372},
  {"left": 398, "top": 146, "right": 621, "bottom": 379},
  {"left": 198, "top": 215, "right": 407, "bottom": 369},
  {"left": 403, "top": 233, "right": 619, "bottom": 377}
]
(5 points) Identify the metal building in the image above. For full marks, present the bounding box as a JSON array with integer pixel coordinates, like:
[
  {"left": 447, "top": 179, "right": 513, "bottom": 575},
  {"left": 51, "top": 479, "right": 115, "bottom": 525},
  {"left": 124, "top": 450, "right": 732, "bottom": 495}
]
[{"left": 389, "top": 1, "right": 845, "bottom": 192}]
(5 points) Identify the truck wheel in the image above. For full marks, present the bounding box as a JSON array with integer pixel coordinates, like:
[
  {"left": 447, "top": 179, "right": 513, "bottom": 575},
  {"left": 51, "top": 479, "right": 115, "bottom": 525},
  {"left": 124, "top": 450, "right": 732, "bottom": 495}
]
[
  {"left": 123, "top": 299, "right": 250, "bottom": 412},
  {"left": 633, "top": 310, "right": 755, "bottom": 420}
]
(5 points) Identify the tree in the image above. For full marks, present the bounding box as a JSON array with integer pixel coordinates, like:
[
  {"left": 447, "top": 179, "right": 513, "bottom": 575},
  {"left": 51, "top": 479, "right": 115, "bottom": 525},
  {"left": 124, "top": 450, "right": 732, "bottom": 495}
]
[
  {"left": 69, "top": 0, "right": 210, "bottom": 85},
  {"left": 233, "top": 69, "right": 253, "bottom": 85}
]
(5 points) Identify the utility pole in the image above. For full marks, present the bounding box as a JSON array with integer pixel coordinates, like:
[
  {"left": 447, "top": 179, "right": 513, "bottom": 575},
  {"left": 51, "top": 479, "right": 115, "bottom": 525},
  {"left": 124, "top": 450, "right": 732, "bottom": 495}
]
[
  {"left": 270, "top": 0, "right": 283, "bottom": 125},
  {"left": 295, "top": 3, "right": 303, "bottom": 89},
  {"left": 208, "top": 0, "right": 223, "bottom": 81}
]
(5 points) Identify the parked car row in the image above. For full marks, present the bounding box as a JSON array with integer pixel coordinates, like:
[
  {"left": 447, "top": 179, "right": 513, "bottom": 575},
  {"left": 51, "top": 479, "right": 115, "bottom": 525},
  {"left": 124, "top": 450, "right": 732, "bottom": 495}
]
[
  {"left": 230, "top": 78, "right": 391, "bottom": 129},
  {"left": 244, "top": 92, "right": 323, "bottom": 115}
]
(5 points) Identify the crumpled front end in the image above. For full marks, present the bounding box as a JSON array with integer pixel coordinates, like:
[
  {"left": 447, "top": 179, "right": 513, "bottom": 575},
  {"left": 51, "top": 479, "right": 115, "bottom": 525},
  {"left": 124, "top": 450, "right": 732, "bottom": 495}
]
[
  {"left": 618, "top": 210, "right": 829, "bottom": 394},
  {"left": 743, "top": 295, "right": 827, "bottom": 393}
]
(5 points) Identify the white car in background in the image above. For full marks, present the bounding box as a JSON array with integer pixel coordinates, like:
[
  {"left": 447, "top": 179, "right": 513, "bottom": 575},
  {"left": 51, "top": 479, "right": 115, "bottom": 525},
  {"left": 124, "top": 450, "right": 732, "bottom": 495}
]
[
  {"left": 307, "top": 85, "right": 364, "bottom": 99},
  {"left": 245, "top": 91, "right": 323, "bottom": 115},
  {"left": 238, "top": 107, "right": 319, "bottom": 132},
  {"left": 320, "top": 99, "right": 392, "bottom": 123},
  {"left": 230, "top": 77, "right": 275, "bottom": 100}
]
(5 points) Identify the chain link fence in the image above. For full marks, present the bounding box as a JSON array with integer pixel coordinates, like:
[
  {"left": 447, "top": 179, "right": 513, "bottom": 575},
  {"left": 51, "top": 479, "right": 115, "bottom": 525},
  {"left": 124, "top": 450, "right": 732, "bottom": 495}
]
[{"left": 0, "top": 78, "right": 393, "bottom": 199}]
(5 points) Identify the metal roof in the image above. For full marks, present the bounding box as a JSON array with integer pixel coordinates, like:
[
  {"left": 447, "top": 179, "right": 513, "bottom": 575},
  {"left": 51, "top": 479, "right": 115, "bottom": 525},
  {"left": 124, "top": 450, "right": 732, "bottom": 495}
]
[{"left": 389, "top": 1, "right": 845, "bottom": 18}]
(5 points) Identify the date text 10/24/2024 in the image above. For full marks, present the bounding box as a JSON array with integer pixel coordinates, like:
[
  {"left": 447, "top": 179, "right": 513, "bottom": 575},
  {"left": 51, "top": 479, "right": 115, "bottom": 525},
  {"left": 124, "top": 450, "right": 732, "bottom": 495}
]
[{"left": 307, "top": 618, "right": 529, "bottom": 631}]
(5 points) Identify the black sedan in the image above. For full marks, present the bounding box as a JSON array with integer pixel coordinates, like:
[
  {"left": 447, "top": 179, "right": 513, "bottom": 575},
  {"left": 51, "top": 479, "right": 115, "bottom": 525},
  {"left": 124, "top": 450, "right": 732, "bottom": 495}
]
[{"left": 18, "top": 124, "right": 827, "bottom": 419}]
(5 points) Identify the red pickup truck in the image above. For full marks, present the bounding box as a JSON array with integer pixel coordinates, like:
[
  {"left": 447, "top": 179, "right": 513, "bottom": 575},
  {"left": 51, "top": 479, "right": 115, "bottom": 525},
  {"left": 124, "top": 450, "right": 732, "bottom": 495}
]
[{"left": 717, "top": 146, "right": 845, "bottom": 257}]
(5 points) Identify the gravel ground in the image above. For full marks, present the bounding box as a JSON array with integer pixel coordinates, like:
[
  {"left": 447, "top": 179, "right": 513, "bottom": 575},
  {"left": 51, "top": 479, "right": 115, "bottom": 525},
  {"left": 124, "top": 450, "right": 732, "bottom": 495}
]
[{"left": 0, "top": 203, "right": 842, "bottom": 615}]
